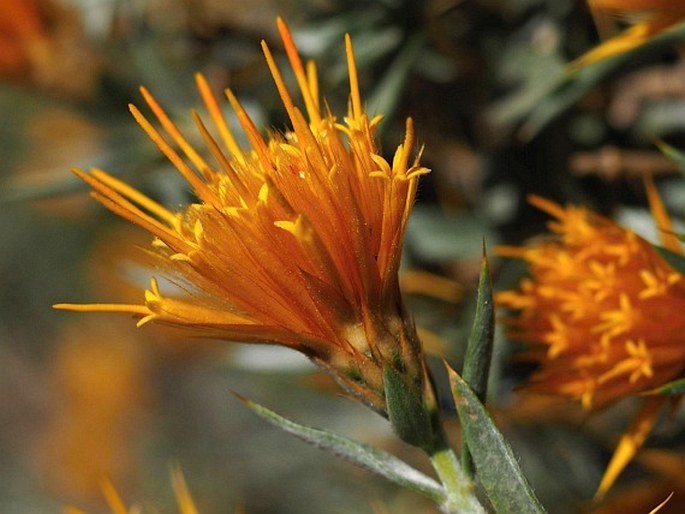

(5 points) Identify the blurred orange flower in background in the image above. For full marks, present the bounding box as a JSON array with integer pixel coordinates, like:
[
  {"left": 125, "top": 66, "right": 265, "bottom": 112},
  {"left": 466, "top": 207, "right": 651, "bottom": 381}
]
[
  {"left": 0, "top": 0, "right": 51, "bottom": 75},
  {"left": 496, "top": 183, "right": 685, "bottom": 496},
  {"left": 577, "top": 0, "right": 685, "bottom": 67},
  {"left": 34, "top": 318, "right": 147, "bottom": 503},
  {"left": 33, "top": 224, "right": 218, "bottom": 508},
  {"left": 497, "top": 194, "right": 685, "bottom": 408},
  {"left": 0, "top": 0, "right": 97, "bottom": 95}
]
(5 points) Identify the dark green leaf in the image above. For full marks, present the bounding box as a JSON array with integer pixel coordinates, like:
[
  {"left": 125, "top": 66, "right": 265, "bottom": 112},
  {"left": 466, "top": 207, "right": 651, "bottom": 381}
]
[
  {"left": 235, "top": 393, "right": 445, "bottom": 504},
  {"left": 648, "top": 377, "right": 685, "bottom": 396},
  {"left": 461, "top": 244, "right": 495, "bottom": 476},
  {"left": 656, "top": 139, "right": 685, "bottom": 174},
  {"left": 383, "top": 366, "right": 433, "bottom": 450},
  {"left": 463, "top": 243, "right": 495, "bottom": 403},
  {"left": 654, "top": 245, "right": 685, "bottom": 275},
  {"left": 447, "top": 367, "right": 546, "bottom": 514}
]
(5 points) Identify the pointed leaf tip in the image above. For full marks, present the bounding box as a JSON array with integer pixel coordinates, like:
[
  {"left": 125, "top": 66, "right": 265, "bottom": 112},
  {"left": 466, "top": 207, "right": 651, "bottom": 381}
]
[
  {"left": 460, "top": 247, "right": 495, "bottom": 477},
  {"left": 462, "top": 248, "right": 494, "bottom": 403},
  {"left": 656, "top": 139, "right": 685, "bottom": 174}
]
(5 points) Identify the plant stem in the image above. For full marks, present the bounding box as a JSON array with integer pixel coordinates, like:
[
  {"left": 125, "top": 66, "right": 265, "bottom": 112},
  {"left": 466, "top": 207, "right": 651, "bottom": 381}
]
[{"left": 429, "top": 444, "right": 485, "bottom": 514}]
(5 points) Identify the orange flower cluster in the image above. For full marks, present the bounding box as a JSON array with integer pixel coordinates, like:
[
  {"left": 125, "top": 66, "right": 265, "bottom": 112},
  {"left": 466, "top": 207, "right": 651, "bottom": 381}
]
[
  {"left": 577, "top": 0, "right": 685, "bottom": 67},
  {"left": 56, "top": 18, "right": 431, "bottom": 414},
  {"left": 36, "top": 319, "right": 146, "bottom": 501},
  {"left": 497, "top": 195, "right": 685, "bottom": 409},
  {"left": 0, "top": 0, "right": 48, "bottom": 75}
]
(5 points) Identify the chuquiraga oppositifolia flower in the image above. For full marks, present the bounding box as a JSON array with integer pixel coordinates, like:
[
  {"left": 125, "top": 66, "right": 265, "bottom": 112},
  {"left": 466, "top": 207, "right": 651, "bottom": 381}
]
[
  {"left": 55, "top": 18, "right": 436, "bottom": 426},
  {"left": 496, "top": 189, "right": 685, "bottom": 495}
]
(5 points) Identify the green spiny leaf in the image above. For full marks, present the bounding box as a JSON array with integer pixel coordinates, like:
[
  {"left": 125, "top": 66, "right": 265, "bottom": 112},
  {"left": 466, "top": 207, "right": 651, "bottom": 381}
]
[
  {"left": 447, "top": 366, "right": 546, "bottom": 514},
  {"left": 461, "top": 243, "right": 495, "bottom": 476},
  {"left": 235, "top": 393, "right": 445, "bottom": 504},
  {"left": 463, "top": 243, "right": 495, "bottom": 403}
]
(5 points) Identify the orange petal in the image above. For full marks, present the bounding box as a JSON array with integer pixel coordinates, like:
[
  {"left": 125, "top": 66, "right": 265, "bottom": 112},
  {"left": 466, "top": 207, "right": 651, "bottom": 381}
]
[
  {"left": 595, "top": 395, "right": 665, "bottom": 498},
  {"left": 171, "top": 465, "right": 199, "bottom": 514},
  {"left": 100, "top": 479, "right": 129, "bottom": 514},
  {"left": 644, "top": 173, "right": 682, "bottom": 254},
  {"left": 571, "top": 15, "right": 676, "bottom": 69}
]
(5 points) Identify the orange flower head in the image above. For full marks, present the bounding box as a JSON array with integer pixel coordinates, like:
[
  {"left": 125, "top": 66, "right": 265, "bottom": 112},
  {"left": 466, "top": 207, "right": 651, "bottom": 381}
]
[
  {"left": 55, "top": 18, "right": 431, "bottom": 414},
  {"left": 0, "top": 0, "right": 96, "bottom": 96},
  {"left": 575, "top": 0, "right": 685, "bottom": 67},
  {"left": 496, "top": 195, "right": 685, "bottom": 409},
  {"left": 0, "top": 0, "right": 47, "bottom": 74}
]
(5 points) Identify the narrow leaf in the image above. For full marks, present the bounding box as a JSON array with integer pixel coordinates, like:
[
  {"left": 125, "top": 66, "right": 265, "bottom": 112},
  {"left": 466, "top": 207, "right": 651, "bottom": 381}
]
[
  {"left": 519, "top": 58, "right": 616, "bottom": 141},
  {"left": 235, "top": 393, "right": 446, "bottom": 504},
  {"left": 461, "top": 243, "right": 495, "bottom": 476},
  {"left": 654, "top": 245, "right": 685, "bottom": 275},
  {"left": 463, "top": 243, "right": 495, "bottom": 402},
  {"left": 647, "top": 376, "right": 685, "bottom": 396},
  {"left": 447, "top": 367, "right": 546, "bottom": 514},
  {"left": 655, "top": 139, "right": 685, "bottom": 174},
  {"left": 368, "top": 34, "right": 424, "bottom": 125}
]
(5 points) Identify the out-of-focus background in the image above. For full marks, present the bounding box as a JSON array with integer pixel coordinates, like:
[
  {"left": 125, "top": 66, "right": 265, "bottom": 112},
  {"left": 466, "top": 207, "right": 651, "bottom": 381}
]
[{"left": 3, "top": 0, "right": 685, "bottom": 512}]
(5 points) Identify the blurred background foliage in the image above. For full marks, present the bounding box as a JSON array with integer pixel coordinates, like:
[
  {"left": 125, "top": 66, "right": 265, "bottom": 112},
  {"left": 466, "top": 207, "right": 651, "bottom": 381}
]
[{"left": 2, "top": 0, "right": 685, "bottom": 512}]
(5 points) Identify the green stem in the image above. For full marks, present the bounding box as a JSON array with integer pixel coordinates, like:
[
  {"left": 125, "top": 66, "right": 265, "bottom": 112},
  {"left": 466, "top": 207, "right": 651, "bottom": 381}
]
[{"left": 429, "top": 444, "right": 485, "bottom": 514}]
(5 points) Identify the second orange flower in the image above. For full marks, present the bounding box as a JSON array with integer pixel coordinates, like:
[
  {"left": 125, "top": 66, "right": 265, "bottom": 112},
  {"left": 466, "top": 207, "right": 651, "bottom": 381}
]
[{"left": 497, "top": 194, "right": 685, "bottom": 409}]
